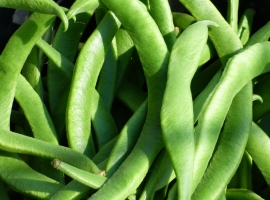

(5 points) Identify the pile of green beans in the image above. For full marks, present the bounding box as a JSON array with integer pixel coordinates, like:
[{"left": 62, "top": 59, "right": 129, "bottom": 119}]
[{"left": 0, "top": 0, "right": 270, "bottom": 199}]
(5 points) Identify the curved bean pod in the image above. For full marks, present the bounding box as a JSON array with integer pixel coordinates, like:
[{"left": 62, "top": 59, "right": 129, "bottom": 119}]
[
  {"left": 161, "top": 21, "right": 212, "bottom": 200},
  {"left": 0, "top": 150, "right": 64, "bottom": 199},
  {"left": 52, "top": 159, "right": 106, "bottom": 189},
  {"left": 226, "top": 189, "right": 264, "bottom": 200},
  {"left": 0, "top": 13, "right": 55, "bottom": 129},
  {"left": 67, "top": 0, "right": 99, "bottom": 20},
  {"left": 245, "top": 21, "right": 270, "bottom": 47},
  {"left": 0, "top": 0, "right": 68, "bottom": 31},
  {"left": 148, "top": 0, "right": 176, "bottom": 51},
  {"left": 47, "top": 12, "right": 93, "bottom": 113},
  {"left": 15, "top": 75, "right": 58, "bottom": 144},
  {"left": 246, "top": 122, "right": 270, "bottom": 186},
  {"left": 172, "top": 12, "right": 196, "bottom": 31},
  {"left": 0, "top": 130, "right": 101, "bottom": 174},
  {"left": 193, "top": 41, "right": 270, "bottom": 189},
  {"left": 238, "top": 8, "right": 255, "bottom": 45},
  {"left": 192, "top": 82, "right": 252, "bottom": 199},
  {"left": 89, "top": 0, "right": 169, "bottom": 197},
  {"left": 66, "top": 11, "right": 121, "bottom": 157},
  {"left": 227, "top": 0, "right": 239, "bottom": 33}
]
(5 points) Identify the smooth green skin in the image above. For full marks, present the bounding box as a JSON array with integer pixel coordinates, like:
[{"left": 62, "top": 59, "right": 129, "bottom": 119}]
[
  {"left": 245, "top": 21, "right": 270, "bottom": 47},
  {"left": 47, "top": 12, "right": 93, "bottom": 114},
  {"left": 105, "top": 100, "right": 147, "bottom": 177},
  {"left": 0, "top": 180, "right": 9, "bottom": 200},
  {"left": 89, "top": 0, "right": 169, "bottom": 198},
  {"left": 246, "top": 122, "right": 270, "bottom": 186},
  {"left": 15, "top": 75, "right": 58, "bottom": 144},
  {"left": 52, "top": 159, "right": 107, "bottom": 189},
  {"left": 37, "top": 38, "right": 118, "bottom": 150},
  {"left": 0, "top": 150, "right": 64, "bottom": 199},
  {"left": 253, "top": 74, "right": 270, "bottom": 122},
  {"left": 179, "top": 0, "right": 242, "bottom": 64},
  {"left": 238, "top": 151, "right": 253, "bottom": 190},
  {"left": 172, "top": 12, "right": 196, "bottom": 31},
  {"left": 0, "top": 129, "right": 101, "bottom": 174},
  {"left": 226, "top": 189, "right": 264, "bottom": 200},
  {"left": 66, "top": 11, "right": 121, "bottom": 158},
  {"left": 193, "top": 41, "right": 270, "bottom": 191},
  {"left": 96, "top": 38, "right": 118, "bottom": 110},
  {"left": 67, "top": 0, "right": 99, "bottom": 19},
  {"left": 116, "top": 79, "right": 147, "bottom": 112},
  {"left": 50, "top": 180, "right": 93, "bottom": 200},
  {"left": 192, "top": 83, "right": 252, "bottom": 199},
  {"left": 161, "top": 21, "right": 210, "bottom": 200},
  {"left": 0, "top": 13, "right": 55, "bottom": 130},
  {"left": 22, "top": 46, "right": 43, "bottom": 99},
  {"left": 0, "top": 0, "right": 68, "bottom": 31},
  {"left": 227, "top": 0, "right": 239, "bottom": 33},
  {"left": 237, "top": 8, "right": 255, "bottom": 45},
  {"left": 115, "top": 29, "right": 135, "bottom": 92},
  {"left": 148, "top": 0, "right": 176, "bottom": 51}
]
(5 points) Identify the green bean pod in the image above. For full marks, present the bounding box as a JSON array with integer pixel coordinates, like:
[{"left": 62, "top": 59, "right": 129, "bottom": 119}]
[
  {"left": 0, "top": 0, "right": 68, "bottom": 31},
  {"left": 227, "top": 0, "right": 239, "bottom": 33},
  {"left": 0, "top": 13, "right": 55, "bottom": 129},
  {"left": 161, "top": 21, "right": 212, "bottom": 200},
  {"left": 67, "top": 0, "right": 100, "bottom": 19},
  {"left": 253, "top": 75, "right": 270, "bottom": 122},
  {"left": 237, "top": 8, "right": 255, "bottom": 45},
  {"left": 47, "top": 12, "right": 93, "bottom": 115},
  {"left": 52, "top": 159, "right": 106, "bottom": 189},
  {"left": 167, "top": 182, "right": 177, "bottom": 200},
  {"left": 192, "top": 82, "right": 252, "bottom": 199},
  {"left": 88, "top": 0, "right": 169, "bottom": 197},
  {"left": 148, "top": 0, "right": 176, "bottom": 51},
  {"left": 21, "top": 46, "right": 43, "bottom": 99},
  {"left": 0, "top": 130, "right": 101, "bottom": 174},
  {"left": 193, "top": 41, "right": 270, "bottom": 189},
  {"left": 245, "top": 21, "right": 270, "bottom": 47},
  {"left": 179, "top": 0, "right": 242, "bottom": 63},
  {"left": 66, "top": 11, "right": 121, "bottom": 158},
  {"left": 246, "top": 122, "right": 270, "bottom": 186},
  {"left": 238, "top": 151, "right": 253, "bottom": 190},
  {"left": 226, "top": 189, "right": 264, "bottom": 200},
  {"left": 0, "top": 150, "right": 64, "bottom": 199},
  {"left": 96, "top": 38, "right": 118, "bottom": 110},
  {"left": 15, "top": 75, "right": 58, "bottom": 144},
  {"left": 172, "top": 12, "right": 196, "bottom": 31}
]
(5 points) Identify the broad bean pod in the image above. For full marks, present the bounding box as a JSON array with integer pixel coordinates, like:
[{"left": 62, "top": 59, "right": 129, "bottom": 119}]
[
  {"left": 66, "top": 11, "right": 121, "bottom": 158},
  {"left": 0, "top": 13, "right": 55, "bottom": 129},
  {"left": 161, "top": 21, "right": 212, "bottom": 200},
  {"left": 67, "top": 0, "right": 99, "bottom": 20}
]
